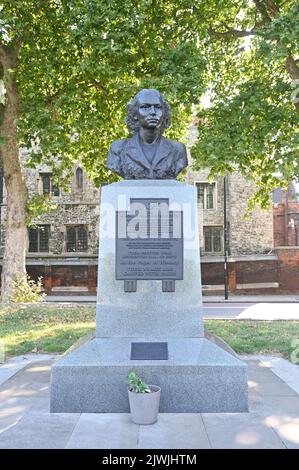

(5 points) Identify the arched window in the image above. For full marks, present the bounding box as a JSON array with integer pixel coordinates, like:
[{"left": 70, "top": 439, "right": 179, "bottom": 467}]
[
  {"left": 66, "top": 227, "right": 76, "bottom": 252},
  {"left": 66, "top": 225, "right": 88, "bottom": 252},
  {"left": 77, "top": 226, "right": 88, "bottom": 251},
  {"left": 76, "top": 167, "right": 83, "bottom": 189},
  {"left": 28, "top": 225, "right": 50, "bottom": 252},
  {"left": 40, "top": 173, "right": 60, "bottom": 196},
  {"left": 42, "top": 175, "right": 51, "bottom": 195}
]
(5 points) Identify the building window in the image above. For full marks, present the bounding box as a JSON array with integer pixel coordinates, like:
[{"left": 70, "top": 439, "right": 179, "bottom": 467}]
[
  {"left": 203, "top": 226, "right": 223, "bottom": 253},
  {"left": 196, "top": 183, "right": 215, "bottom": 209},
  {"left": 28, "top": 225, "right": 50, "bottom": 252},
  {"left": 76, "top": 168, "right": 83, "bottom": 189},
  {"left": 66, "top": 225, "right": 88, "bottom": 252},
  {"left": 40, "top": 173, "right": 60, "bottom": 196}
]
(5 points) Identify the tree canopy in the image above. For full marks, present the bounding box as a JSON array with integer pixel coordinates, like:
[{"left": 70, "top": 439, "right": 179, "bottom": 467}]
[
  {"left": 1, "top": 0, "right": 298, "bottom": 299},
  {"left": 0, "top": 0, "right": 207, "bottom": 298},
  {"left": 1, "top": 0, "right": 206, "bottom": 186},
  {"left": 2, "top": 1, "right": 297, "bottom": 201},
  {"left": 191, "top": 0, "right": 299, "bottom": 208}
]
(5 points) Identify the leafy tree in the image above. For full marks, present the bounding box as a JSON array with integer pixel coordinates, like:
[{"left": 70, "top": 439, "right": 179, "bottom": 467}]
[
  {"left": 0, "top": 0, "right": 206, "bottom": 299},
  {"left": 191, "top": 0, "right": 299, "bottom": 209}
]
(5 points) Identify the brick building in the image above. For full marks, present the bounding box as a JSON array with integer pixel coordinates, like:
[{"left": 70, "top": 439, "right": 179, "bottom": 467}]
[
  {"left": 272, "top": 185, "right": 299, "bottom": 293},
  {"left": 185, "top": 166, "right": 278, "bottom": 295},
  {"left": 273, "top": 185, "right": 299, "bottom": 247},
  {"left": 1, "top": 146, "right": 298, "bottom": 295}
]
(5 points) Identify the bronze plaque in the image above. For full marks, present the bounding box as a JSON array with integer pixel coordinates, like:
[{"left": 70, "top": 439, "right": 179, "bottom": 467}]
[{"left": 116, "top": 198, "right": 183, "bottom": 281}]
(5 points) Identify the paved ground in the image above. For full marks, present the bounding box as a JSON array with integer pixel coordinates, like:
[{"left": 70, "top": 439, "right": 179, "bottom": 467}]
[{"left": 0, "top": 354, "right": 299, "bottom": 449}]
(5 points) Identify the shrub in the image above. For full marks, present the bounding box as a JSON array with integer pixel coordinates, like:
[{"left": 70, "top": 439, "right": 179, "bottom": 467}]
[{"left": 9, "top": 274, "right": 46, "bottom": 303}]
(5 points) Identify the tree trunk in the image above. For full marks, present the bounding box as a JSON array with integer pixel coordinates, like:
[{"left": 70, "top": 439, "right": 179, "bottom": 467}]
[{"left": 0, "top": 45, "right": 28, "bottom": 300}]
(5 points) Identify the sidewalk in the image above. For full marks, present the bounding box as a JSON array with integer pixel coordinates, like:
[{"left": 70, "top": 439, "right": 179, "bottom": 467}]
[
  {"left": 44, "top": 294, "right": 299, "bottom": 304},
  {"left": 0, "top": 354, "right": 299, "bottom": 448}
]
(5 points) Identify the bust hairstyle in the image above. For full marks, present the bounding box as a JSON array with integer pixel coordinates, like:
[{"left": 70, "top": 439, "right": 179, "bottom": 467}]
[{"left": 125, "top": 89, "right": 171, "bottom": 134}]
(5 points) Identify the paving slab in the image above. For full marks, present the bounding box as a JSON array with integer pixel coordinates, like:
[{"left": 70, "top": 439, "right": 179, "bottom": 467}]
[
  {"left": 248, "top": 379, "right": 298, "bottom": 396},
  {"left": 248, "top": 367, "right": 287, "bottom": 383},
  {"left": 0, "top": 411, "right": 80, "bottom": 449},
  {"left": 66, "top": 414, "right": 139, "bottom": 449},
  {"left": 0, "top": 354, "right": 55, "bottom": 386},
  {"left": 263, "top": 414, "right": 299, "bottom": 449},
  {"left": 249, "top": 393, "right": 299, "bottom": 415},
  {"left": 138, "top": 413, "right": 211, "bottom": 449},
  {"left": 0, "top": 361, "right": 52, "bottom": 401},
  {"left": 245, "top": 355, "right": 299, "bottom": 396},
  {"left": 202, "top": 413, "right": 286, "bottom": 449},
  {"left": 0, "top": 354, "right": 299, "bottom": 449}
]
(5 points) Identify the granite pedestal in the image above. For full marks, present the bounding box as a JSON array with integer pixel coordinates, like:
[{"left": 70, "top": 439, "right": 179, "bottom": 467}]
[{"left": 51, "top": 181, "right": 248, "bottom": 413}]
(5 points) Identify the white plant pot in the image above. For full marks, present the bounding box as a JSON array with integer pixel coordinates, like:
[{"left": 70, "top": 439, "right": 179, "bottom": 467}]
[{"left": 128, "top": 385, "right": 161, "bottom": 425}]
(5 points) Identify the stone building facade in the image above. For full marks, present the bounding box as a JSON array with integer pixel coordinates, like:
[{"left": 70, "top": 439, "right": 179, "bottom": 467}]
[
  {"left": 3, "top": 143, "right": 295, "bottom": 295},
  {"left": 184, "top": 165, "right": 278, "bottom": 294},
  {"left": 0, "top": 150, "right": 101, "bottom": 294}
]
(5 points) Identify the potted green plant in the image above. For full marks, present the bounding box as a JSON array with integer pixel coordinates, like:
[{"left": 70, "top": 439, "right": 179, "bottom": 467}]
[{"left": 127, "top": 371, "right": 161, "bottom": 425}]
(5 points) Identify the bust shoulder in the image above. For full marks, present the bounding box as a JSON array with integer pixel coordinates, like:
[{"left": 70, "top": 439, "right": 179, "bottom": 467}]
[
  {"left": 109, "top": 139, "right": 129, "bottom": 154},
  {"left": 166, "top": 139, "right": 186, "bottom": 154}
]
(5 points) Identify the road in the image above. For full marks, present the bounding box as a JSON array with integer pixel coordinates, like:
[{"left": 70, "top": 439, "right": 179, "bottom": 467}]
[
  {"left": 203, "top": 302, "right": 254, "bottom": 318},
  {"left": 203, "top": 302, "right": 299, "bottom": 320},
  {"left": 45, "top": 296, "right": 299, "bottom": 319}
]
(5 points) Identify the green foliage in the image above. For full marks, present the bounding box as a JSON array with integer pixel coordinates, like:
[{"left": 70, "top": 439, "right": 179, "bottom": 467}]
[
  {"left": 1, "top": 0, "right": 206, "bottom": 187},
  {"left": 127, "top": 371, "right": 151, "bottom": 394},
  {"left": 191, "top": 0, "right": 299, "bottom": 207},
  {"left": 26, "top": 194, "right": 58, "bottom": 227},
  {"left": 9, "top": 274, "right": 46, "bottom": 303},
  {"left": 1, "top": 0, "right": 298, "bottom": 209},
  {"left": 1, "top": 306, "right": 299, "bottom": 360}
]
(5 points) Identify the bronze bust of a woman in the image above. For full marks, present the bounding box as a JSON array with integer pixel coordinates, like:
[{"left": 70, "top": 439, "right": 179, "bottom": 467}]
[{"left": 106, "top": 89, "right": 188, "bottom": 179}]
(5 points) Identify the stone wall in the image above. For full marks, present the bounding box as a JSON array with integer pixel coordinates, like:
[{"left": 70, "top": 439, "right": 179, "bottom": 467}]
[
  {"left": 185, "top": 168, "right": 273, "bottom": 256},
  {"left": 0, "top": 149, "right": 100, "bottom": 257},
  {"left": 228, "top": 173, "right": 273, "bottom": 255},
  {"left": 185, "top": 123, "right": 273, "bottom": 256}
]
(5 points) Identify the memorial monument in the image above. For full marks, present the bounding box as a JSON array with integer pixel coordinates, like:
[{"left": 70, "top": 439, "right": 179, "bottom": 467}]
[{"left": 50, "top": 89, "right": 248, "bottom": 413}]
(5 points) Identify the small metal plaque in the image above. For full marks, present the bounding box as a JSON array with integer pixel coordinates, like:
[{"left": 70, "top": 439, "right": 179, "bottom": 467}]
[{"left": 130, "top": 342, "right": 168, "bottom": 360}]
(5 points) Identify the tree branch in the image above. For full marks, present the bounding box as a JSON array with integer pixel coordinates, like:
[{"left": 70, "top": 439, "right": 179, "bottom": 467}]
[
  {"left": 264, "top": 0, "right": 280, "bottom": 17},
  {"left": 208, "top": 26, "right": 258, "bottom": 39},
  {"left": 253, "top": 0, "right": 272, "bottom": 24},
  {"left": 285, "top": 55, "right": 299, "bottom": 81}
]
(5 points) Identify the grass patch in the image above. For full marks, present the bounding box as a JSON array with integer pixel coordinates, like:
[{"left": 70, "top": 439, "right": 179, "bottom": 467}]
[
  {"left": 205, "top": 319, "right": 299, "bottom": 360},
  {"left": 1, "top": 306, "right": 299, "bottom": 361},
  {"left": 0, "top": 305, "right": 96, "bottom": 356}
]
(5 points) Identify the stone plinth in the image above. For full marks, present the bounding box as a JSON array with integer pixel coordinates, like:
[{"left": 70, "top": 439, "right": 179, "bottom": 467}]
[
  {"left": 51, "top": 338, "right": 248, "bottom": 413},
  {"left": 96, "top": 180, "right": 203, "bottom": 338},
  {"left": 51, "top": 180, "right": 248, "bottom": 413}
]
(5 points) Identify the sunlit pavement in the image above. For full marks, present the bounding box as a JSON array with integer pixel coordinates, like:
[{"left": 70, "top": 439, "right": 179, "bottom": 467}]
[
  {"left": 203, "top": 302, "right": 299, "bottom": 319},
  {"left": 0, "top": 354, "right": 299, "bottom": 449},
  {"left": 44, "top": 295, "right": 299, "bottom": 319}
]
